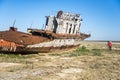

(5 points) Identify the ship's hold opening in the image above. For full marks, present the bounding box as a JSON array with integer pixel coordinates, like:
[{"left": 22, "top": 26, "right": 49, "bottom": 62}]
[{"left": 31, "top": 31, "right": 54, "bottom": 40}]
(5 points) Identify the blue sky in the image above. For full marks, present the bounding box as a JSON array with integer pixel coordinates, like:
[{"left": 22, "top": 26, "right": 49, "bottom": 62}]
[{"left": 0, "top": 0, "right": 120, "bottom": 40}]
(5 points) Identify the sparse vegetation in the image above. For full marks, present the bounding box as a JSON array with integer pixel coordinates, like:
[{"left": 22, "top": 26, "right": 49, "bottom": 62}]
[
  {"left": 92, "top": 49, "right": 101, "bottom": 56},
  {"left": 0, "top": 53, "right": 33, "bottom": 59},
  {"left": 0, "top": 41, "right": 120, "bottom": 80},
  {"left": 0, "top": 53, "right": 34, "bottom": 64},
  {"left": 70, "top": 46, "right": 89, "bottom": 56},
  {"left": 48, "top": 46, "right": 102, "bottom": 57},
  {"left": 49, "top": 53, "right": 61, "bottom": 56},
  {"left": 48, "top": 46, "right": 90, "bottom": 57}
]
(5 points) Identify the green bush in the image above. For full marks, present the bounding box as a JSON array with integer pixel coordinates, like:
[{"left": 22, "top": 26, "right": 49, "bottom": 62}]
[
  {"left": 92, "top": 49, "right": 101, "bottom": 56},
  {"left": 75, "top": 46, "right": 88, "bottom": 52},
  {"left": 69, "top": 46, "right": 89, "bottom": 57}
]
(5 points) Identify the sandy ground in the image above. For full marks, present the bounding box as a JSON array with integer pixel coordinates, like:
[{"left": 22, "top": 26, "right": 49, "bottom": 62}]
[{"left": 0, "top": 41, "right": 120, "bottom": 80}]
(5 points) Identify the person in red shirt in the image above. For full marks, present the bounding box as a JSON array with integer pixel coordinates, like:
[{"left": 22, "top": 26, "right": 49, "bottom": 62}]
[{"left": 107, "top": 41, "right": 112, "bottom": 50}]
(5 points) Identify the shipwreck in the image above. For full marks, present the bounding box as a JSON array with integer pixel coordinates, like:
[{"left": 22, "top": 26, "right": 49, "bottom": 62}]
[{"left": 0, "top": 10, "right": 90, "bottom": 53}]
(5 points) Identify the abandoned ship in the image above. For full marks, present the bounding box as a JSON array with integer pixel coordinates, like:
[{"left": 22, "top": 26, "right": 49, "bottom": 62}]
[{"left": 0, "top": 10, "right": 90, "bottom": 53}]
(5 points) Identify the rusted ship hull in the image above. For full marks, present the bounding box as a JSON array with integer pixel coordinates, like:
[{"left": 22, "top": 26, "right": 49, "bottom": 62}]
[
  {"left": 0, "top": 34, "right": 89, "bottom": 53},
  {"left": 15, "top": 44, "right": 80, "bottom": 53},
  {"left": 24, "top": 38, "right": 82, "bottom": 52},
  {"left": 0, "top": 10, "right": 90, "bottom": 53}
]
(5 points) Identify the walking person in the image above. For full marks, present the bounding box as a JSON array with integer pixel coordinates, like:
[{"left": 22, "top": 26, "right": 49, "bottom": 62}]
[{"left": 107, "top": 41, "right": 112, "bottom": 50}]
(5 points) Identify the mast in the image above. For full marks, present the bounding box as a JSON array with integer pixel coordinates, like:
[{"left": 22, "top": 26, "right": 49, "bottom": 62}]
[{"left": 13, "top": 19, "right": 16, "bottom": 27}]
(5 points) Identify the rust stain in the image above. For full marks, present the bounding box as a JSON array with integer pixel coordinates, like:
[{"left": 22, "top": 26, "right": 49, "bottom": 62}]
[{"left": 0, "top": 30, "right": 50, "bottom": 46}]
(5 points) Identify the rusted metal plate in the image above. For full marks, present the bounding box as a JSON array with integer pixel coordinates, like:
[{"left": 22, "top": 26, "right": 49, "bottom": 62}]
[{"left": 0, "top": 30, "right": 50, "bottom": 46}]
